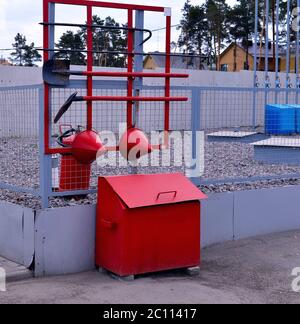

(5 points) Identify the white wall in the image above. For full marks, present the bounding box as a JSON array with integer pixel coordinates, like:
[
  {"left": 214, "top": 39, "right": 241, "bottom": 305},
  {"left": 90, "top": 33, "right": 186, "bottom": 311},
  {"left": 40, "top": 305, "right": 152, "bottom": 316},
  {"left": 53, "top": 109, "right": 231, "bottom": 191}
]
[
  {"left": 1, "top": 65, "right": 298, "bottom": 88},
  {"left": 0, "top": 66, "right": 42, "bottom": 87}
]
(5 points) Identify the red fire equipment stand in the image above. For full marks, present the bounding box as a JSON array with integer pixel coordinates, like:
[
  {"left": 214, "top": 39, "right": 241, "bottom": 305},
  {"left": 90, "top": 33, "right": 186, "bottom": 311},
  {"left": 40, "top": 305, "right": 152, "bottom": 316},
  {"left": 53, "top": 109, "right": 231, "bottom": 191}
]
[
  {"left": 43, "top": 0, "right": 189, "bottom": 157},
  {"left": 43, "top": 0, "right": 207, "bottom": 277}
]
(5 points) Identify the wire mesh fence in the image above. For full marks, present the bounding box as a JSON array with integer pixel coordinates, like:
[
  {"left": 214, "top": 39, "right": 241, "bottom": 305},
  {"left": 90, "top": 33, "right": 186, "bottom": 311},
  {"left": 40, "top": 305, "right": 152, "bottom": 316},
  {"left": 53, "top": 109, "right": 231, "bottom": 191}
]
[
  {"left": 2, "top": 84, "right": 300, "bottom": 207},
  {"left": 199, "top": 87, "right": 300, "bottom": 188},
  {"left": 0, "top": 86, "right": 40, "bottom": 192},
  {"left": 49, "top": 85, "right": 192, "bottom": 191}
]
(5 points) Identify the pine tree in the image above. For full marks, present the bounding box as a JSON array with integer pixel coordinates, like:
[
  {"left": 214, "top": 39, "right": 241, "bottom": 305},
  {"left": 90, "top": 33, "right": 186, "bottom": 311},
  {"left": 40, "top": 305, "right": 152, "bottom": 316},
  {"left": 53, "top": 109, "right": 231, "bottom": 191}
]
[
  {"left": 23, "top": 43, "right": 42, "bottom": 67},
  {"left": 10, "top": 34, "right": 41, "bottom": 66},
  {"left": 228, "top": 0, "right": 257, "bottom": 70},
  {"left": 178, "top": 1, "right": 208, "bottom": 69},
  {"left": 56, "top": 31, "right": 86, "bottom": 65},
  {"left": 10, "top": 33, "right": 26, "bottom": 66},
  {"left": 205, "top": 0, "right": 230, "bottom": 71},
  {"left": 79, "top": 15, "right": 127, "bottom": 67}
]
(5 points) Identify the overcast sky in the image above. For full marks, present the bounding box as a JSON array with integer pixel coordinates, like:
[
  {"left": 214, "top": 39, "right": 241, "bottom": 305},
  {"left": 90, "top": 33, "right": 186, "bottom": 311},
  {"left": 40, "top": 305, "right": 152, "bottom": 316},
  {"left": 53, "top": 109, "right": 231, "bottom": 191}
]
[{"left": 0, "top": 0, "right": 237, "bottom": 59}]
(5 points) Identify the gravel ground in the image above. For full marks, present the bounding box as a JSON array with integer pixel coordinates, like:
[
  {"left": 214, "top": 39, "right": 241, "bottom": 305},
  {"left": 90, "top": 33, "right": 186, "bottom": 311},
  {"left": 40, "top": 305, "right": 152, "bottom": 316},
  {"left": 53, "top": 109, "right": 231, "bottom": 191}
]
[
  {"left": 0, "top": 137, "right": 39, "bottom": 189},
  {"left": 1, "top": 135, "right": 300, "bottom": 209}
]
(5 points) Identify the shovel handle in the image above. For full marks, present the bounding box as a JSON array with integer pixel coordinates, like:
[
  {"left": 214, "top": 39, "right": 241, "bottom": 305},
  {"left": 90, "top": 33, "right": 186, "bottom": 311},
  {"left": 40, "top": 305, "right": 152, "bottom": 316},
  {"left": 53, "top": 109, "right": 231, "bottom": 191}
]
[{"left": 156, "top": 191, "right": 178, "bottom": 201}]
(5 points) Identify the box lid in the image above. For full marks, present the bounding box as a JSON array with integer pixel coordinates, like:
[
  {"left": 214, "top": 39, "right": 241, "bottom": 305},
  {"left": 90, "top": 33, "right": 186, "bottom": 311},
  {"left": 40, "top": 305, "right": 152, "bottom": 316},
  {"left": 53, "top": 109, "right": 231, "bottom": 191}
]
[
  {"left": 102, "top": 173, "right": 207, "bottom": 209},
  {"left": 267, "top": 104, "right": 293, "bottom": 109}
]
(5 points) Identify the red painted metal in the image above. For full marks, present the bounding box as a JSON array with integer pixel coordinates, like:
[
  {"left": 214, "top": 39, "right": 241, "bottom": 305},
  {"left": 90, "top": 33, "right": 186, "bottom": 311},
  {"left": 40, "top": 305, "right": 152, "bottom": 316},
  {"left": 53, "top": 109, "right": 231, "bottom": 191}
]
[
  {"left": 58, "top": 129, "right": 105, "bottom": 190},
  {"left": 119, "top": 127, "right": 153, "bottom": 162},
  {"left": 72, "top": 130, "right": 106, "bottom": 164},
  {"left": 59, "top": 155, "right": 91, "bottom": 191},
  {"left": 47, "top": 147, "right": 72, "bottom": 155},
  {"left": 48, "top": 0, "right": 165, "bottom": 12},
  {"left": 80, "top": 72, "right": 189, "bottom": 78},
  {"left": 164, "top": 14, "right": 171, "bottom": 148},
  {"left": 102, "top": 173, "right": 207, "bottom": 208},
  {"left": 86, "top": 6, "right": 93, "bottom": 131},
  {"left": 59, "top": 134, "right": 91, "bottom": 191},
  {"left": 81, "top": 96, "right": 188, "bottom": 102},
  {"left": 43, "top": 0, "right": 190, "bottom": 156},
  {"left": 43, "top": 0, "right": 50, "bottom": 153},
  {"left": 95, "top": 173, "right": 207, "bottom": 276},
  {"left": 47, "top": 145, "right": 117, "bottom": 156},
  {"left": 127, "top": 9, "right": 134, "bottom": 129}
]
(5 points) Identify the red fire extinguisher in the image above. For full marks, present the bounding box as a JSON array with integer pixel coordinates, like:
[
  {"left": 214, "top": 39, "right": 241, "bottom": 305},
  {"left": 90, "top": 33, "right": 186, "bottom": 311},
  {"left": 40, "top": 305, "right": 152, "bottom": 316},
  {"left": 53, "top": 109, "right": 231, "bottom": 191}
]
[{"left": 56, "top": 125, "right": 105, "bottom": 191}]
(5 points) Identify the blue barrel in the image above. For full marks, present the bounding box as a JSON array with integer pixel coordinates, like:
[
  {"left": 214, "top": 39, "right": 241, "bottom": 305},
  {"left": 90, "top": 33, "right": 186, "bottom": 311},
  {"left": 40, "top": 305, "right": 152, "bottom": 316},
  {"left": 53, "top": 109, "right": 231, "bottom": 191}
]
[
  {"left": 288, "top": 105, "right": 300, "bottom": 133},
  {"left": 265, "top": 104, "right": 296, "bottom": 135}
]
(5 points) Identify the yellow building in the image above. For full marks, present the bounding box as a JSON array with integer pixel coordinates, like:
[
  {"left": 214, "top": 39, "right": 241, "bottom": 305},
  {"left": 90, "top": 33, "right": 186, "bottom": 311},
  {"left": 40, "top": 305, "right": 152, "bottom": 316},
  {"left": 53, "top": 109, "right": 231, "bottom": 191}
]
[
  {"left": 280, "top": 56, "right": 300, "bottom": 73},
  {"left": 219, "top": 42, "right": 276, "bottom": 72},
  {"left": 144, "top": 52, "right": 207, "bottom": 70},
  {"left": 0, "top": 57, "right": 12, "bottom": 66}
]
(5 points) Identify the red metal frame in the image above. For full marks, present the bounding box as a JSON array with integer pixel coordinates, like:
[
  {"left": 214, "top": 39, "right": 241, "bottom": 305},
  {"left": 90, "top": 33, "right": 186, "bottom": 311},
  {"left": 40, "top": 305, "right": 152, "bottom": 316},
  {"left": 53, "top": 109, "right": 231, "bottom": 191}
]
[
  {"left": 73, "top": 72, "right": 189, "bottom": 78},
  {"left": 43, "top": 0, "right": 50, "bottom": 154},
  {"left": 80, "top": 96, "right": 188, "bottom": 102},
  {"left": 49, "top": 0, "right": 165, "bottom": 12},
  {"left": 86, "top": 5, "right": 93, "bottom": 131},
  {"left": 164, "top": 14, "right": 171, "bottom": 148},
  {"left": 43, "top": 0, "right": 188, "bottom": 155},
  {"left": 127, "top": 9, "right": 134, "bottom": 129}
]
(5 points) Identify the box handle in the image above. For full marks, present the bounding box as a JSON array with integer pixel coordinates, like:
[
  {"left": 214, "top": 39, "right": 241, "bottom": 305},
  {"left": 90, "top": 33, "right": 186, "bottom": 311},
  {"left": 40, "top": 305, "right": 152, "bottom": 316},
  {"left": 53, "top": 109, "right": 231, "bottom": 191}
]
[
  {"left": 101, "top": 219, "right": 117, "bottom": 229},
  {"left": 156, "top": 190, "right": 178, "bottom": 201}
]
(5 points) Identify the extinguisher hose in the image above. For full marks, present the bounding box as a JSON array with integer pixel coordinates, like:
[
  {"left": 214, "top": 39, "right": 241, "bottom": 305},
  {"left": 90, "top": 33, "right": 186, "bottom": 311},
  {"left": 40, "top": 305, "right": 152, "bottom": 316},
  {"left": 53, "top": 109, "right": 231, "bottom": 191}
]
[{"left": 57, "top": 128, "right": 77, "bottom": 148}]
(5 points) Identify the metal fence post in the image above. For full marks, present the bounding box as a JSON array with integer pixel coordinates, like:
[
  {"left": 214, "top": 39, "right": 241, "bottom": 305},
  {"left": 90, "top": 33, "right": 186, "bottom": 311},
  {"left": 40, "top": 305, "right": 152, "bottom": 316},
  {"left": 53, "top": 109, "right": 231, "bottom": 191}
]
[
  {"left": 286, "top": 0, "right": 291, "bottom": 103},
  {"left": 39, "top": 87, "right": 52, "bottom": 209},
  {"left": 39, "top": 1, "right": 56, "bottom": 209},
  {"left": 189, "top": 88, "right": 201, "bottom": 187},
  {"left": 253, "top": 0, "right": 259, "bottom": 129}
]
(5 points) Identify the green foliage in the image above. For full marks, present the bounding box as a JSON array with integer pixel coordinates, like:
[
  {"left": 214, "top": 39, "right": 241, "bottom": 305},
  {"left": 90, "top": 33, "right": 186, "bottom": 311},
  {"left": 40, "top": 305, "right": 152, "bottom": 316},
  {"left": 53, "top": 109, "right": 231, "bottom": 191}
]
[
  {"left": 56, "top": 15, "right": 127, "bottom": 67},
  {"left": 227, "top": 0, "right": 257, "bottom": 70},
  {"left": 10, "top": 33, "right": 41, "bottom": 66},
  {"left": 177, "top": 0, "right": 270, "bottom": 70},
  {"left": 278, "top": 0, "right": 298, "bottom": 43},
  {"left": 56, "top": 31, "right": 86, "bottom": 65},
  {"left": 178, "top": 1, "right": 207, "bottom": 56},
  {"left": 178, "top": 0, "right": 230, "bottom": 70},
  {"left": 206, "top": 0, "right": 230, "bottom": 69}
]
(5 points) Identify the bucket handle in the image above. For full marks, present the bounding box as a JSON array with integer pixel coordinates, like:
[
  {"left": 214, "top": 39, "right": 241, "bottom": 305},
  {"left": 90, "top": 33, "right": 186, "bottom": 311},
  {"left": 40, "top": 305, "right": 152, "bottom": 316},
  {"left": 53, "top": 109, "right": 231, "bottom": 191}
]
[{"left": 156, "top": 191, "right": 178, "bottom": 201}]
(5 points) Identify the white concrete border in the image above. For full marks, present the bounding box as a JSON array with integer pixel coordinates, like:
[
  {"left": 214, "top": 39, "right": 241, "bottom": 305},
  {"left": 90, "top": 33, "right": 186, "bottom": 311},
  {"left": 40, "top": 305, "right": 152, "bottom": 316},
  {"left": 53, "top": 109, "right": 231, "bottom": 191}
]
[{"left": 1, "top": 185, "right": 300, "bottom": 276}]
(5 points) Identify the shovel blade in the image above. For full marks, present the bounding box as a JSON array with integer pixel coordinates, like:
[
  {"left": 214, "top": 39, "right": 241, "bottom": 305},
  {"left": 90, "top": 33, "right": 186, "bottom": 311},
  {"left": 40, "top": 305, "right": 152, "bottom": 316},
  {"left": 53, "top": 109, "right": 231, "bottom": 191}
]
[
  {"left": 54, "top": 92, "right": 78, "bottom": 124},
  {"left": 43, "top": 59, "right": 71, "bottom": 86}
]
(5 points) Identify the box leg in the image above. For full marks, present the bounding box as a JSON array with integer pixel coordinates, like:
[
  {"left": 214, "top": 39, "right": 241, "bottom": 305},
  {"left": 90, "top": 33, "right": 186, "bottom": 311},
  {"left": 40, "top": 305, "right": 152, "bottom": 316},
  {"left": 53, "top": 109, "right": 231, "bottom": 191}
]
[
  {"left": 184, "top": 266, "right": 200, "bottom": 276},
  {"left": 98, "top": 267, "right": 135, "bottom": 281},
  {"left": 97, "top": 267, "right": 107, "bottom": 274},
  {"left": 118, "top": 275, "right": 135, "bottom": 282},
  {"left": 109, "top": 273, "right": 135, "bottom": 282}
]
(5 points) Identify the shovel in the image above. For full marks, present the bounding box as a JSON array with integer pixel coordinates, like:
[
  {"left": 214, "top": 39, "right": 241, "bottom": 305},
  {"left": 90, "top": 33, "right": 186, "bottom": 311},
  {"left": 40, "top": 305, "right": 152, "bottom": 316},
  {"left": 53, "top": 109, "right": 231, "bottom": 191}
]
[{"left": 43, "top": 58, "right": 189, "bottom": 86}]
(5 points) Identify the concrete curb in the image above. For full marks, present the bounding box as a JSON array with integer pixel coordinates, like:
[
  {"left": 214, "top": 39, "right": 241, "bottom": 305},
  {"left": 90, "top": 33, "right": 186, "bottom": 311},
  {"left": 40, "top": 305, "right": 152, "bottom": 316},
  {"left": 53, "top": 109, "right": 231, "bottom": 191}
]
[{"left": 0, "top": 257, "right": 33, "bottom": 283}]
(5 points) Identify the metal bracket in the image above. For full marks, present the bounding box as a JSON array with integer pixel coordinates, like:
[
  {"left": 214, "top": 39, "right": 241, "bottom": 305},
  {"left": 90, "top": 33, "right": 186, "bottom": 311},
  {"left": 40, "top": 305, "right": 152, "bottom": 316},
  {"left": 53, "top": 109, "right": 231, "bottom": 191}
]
[{"left": 164, "top": 7, "right": 172, "bottom": 16}]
